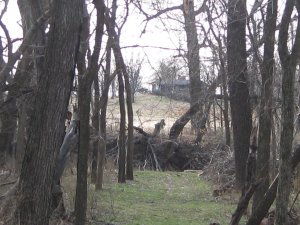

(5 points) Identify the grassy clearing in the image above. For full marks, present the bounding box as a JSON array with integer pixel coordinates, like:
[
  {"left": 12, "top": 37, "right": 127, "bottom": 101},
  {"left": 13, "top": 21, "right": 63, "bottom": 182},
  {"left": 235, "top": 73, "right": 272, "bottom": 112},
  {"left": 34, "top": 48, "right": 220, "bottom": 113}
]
[
  {"left": 63, "top": 170, "right": 241, "bottom": 225},
  {"left": 107, "top": 93, "right": 190, "bottom": 133}
]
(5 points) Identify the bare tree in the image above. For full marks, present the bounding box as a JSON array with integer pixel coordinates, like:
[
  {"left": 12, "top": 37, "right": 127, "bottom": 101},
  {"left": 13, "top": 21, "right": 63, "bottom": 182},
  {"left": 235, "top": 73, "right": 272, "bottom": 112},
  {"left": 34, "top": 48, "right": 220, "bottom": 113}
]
[
  {"left": 75, "top": 1, "right": 105, "bottom": 224},
  {"left": 105, "top": 0, "right": 134, "bottom": 181},
  {"left": 275, "top": 0, "right": 300, "bottom": 224},
  {"left": 205, "top": 1, "right": 230, "bottom": 146},
  {"left": 95, "top": 39, "right": 113, "bottom": 189},
  {"left": 91, "top": 73, "right": 100, "bottom": 184},
  {"left": 252, "top": 0, "right": 278, "bottom": 211},
  {"left": 11, "top": 0, "right": 83, "bottom": 224},
  {"left": 0, "top": 0, "right": 49, "bottom": 168},
  {"left": 227, "top": 0, "right": 252, "bottom": 189},
  {"left": 133, "top": 0, "right": 208, "bottom": 140},
  {"left": 127, "top": 57, "right": 143, "bottom": 103}
]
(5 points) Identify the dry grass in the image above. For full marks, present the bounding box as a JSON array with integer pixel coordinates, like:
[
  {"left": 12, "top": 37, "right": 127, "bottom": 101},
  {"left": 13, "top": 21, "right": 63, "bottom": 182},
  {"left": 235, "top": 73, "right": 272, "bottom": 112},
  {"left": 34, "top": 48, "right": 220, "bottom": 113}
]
[{"left": 106, "top": 93, "right": 190, "bottom": 135}]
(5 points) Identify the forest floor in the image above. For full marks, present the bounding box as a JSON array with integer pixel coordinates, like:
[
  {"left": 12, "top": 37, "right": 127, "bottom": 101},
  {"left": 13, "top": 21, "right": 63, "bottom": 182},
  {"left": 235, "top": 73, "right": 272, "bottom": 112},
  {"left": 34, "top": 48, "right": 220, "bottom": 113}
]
[{"left": 62, "top": 169, "right": 244, "bottom": 225}]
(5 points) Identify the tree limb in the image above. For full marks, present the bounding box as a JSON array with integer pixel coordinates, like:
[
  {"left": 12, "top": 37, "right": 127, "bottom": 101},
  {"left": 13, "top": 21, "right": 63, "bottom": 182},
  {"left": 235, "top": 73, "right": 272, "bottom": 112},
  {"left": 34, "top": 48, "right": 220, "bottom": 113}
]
[
  {"left": 246, "top": 145, "right": 300, "bottom": 225},
  {"left": 0, "top": 9, "right": 50, "bottom": 84}
]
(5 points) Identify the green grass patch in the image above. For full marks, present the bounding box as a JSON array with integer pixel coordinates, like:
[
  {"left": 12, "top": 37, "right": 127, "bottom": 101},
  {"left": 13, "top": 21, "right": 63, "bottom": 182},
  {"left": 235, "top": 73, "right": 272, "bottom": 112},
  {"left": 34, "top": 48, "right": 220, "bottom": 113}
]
[{"left": 66, "top": 170, "right": 241, "bottom": 225}]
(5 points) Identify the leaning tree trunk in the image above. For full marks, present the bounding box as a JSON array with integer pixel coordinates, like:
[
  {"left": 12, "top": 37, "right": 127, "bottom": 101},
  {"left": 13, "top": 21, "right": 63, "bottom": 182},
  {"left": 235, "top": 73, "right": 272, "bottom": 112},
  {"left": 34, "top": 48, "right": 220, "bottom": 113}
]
[
  {"left": 162, "top": 76, "right": 221, "bottom": 168},
  {"left": 183, "top": 0, "right": 203, "bottom": 134},
  {"left": 12, "top": 1, "right": 82, "bottom": 224},
  {"left": 252, "top": 0, "right": 278, "bottom": 211},
  {"left": 246, "top": 145, "right": 300, "bottom": 225},
  {"left": 227, "top": 0, "right": 252, "bottom": 189}
]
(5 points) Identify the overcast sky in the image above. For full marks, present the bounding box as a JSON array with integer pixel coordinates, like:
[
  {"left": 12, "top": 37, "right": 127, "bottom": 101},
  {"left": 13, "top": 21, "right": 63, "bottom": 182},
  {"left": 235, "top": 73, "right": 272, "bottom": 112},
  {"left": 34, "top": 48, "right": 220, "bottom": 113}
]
[
  {"left": 0, "top": 0, "right": 290, "bottom": 87},
  {"left": 1, "top": 1, "right": 182, "bottom": 87}
]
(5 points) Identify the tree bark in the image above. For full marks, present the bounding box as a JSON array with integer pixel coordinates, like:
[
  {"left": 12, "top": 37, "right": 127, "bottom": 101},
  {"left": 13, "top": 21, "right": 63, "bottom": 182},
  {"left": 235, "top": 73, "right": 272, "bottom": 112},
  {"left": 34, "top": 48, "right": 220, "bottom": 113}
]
[
  {"left": 227, "top": 0, "right": 252, "bottom": 189},
  {"left": 95, "top": 37, "right": 112, "bottom": 190},
  {"left": 183, "top": 0, "right": 203, "bottom": 133},
  {"left": 252, "top": 0, "right": 278, "bottom": 211},
  {"left": 76, "top": 77, "right": 91, "bottom": 225},
  {"left": 111, "top": 39, "right": 134, "bottom": 181},
  {"left": 75, "top": 1, "right": 105, "bottom": 224},
  {"left": 246, "top": 145, "right": 300, "bottom": 225},
  {"left": 12, "top": 0, "right": 82, "bottom": 224},
  {"left": 105, "top": 0, "right": 134, "bottom": 180},
  {"left": 275, "top": 1, "right": 300, "bottom": 224},
  {"left": 206, "top": 9, "right": 230, "bottom": 146},
  {"left": 117, "top": 71, "right": 126, "bottom": 183},
  {"left": 91, "top": 75, "right": 100, "bottom": 184},
  {"left": 162, "top": 76, "right": 220, "bottom": 167}
]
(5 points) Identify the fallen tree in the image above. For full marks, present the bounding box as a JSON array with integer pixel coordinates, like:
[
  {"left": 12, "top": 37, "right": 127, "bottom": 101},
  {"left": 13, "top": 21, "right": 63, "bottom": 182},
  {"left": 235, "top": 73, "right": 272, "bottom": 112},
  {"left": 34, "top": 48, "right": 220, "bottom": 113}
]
[{"left": 162, "top": 75, "right": 221, "bottom": 168}]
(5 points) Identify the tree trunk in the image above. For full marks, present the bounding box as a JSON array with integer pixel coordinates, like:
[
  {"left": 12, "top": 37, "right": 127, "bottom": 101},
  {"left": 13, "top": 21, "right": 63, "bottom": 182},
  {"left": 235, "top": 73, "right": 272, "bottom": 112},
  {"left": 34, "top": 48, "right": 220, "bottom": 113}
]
[
  {"left": 91, "top": 75, "right": 100, "bottom": 184},
  {"left": 0, "top": 102, "right": 17, "bottom": 164},
  {"left": 75, "top": 1, "right": 105, "bottom": 223},
  {"left": 75, "top": 78, "right": 91, "bottom": 225},
  {"left": 213, "top": 100, "right": 216, "bottom": 132},
  {"left": 95, "top": 37, "right": 112, "bottom": 190},
  {"left": 163, "top": 76, "right": 220, "bottom": 167},
  {"left": 15, "top": 101, "right": 26, "bottom": 173},
  {"left": 246, "top": 145, "right": 300, "bottom": 225},
  {"left": 13, "top": 0, "right": 82, "bottom": 224},
  {"left": 105, "top": 0, "right": 134, "bottom": 180},
  {"left": 117, "top": 71, "right": 126, "bottom": 183},
  {"left": 252, "top": 0, "right": 278, "bottom": 211},
  {"left": 207, "top": 11, "right": 230, "bottom": 146},
  {"left": 111, "top": 78, "right": 116, "bottom": 99},
  {"left": 227, "top": 0, "right": 252, "bottom": 189},
  {"left": 223, "top": 89, "right": 230, "bottom": 146},
  {"left": 183, "top": 0, "right": 203, "bottom": 132},
  {"left": 275, "top": 1, "right": 300, "bottom": 224},
  {"left": 111, "top": 40, "right": 134, "bottom": 181}
]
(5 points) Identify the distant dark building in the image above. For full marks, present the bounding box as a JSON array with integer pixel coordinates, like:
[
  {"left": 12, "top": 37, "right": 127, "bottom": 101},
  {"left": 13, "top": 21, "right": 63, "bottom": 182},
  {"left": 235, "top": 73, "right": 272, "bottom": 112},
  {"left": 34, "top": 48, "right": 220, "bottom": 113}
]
[
  {"left": 151, "top": 76, "right": 191, "bottom": 102},
  {"left": 151, "top": 76, "right": 210, "bottom": 102}
]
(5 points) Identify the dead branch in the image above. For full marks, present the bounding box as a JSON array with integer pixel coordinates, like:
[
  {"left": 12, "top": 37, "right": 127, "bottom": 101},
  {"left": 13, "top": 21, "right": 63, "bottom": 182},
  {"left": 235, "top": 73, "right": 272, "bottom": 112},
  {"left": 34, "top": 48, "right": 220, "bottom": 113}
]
[
  {"left": 147, "top": 139, "right": 161, "bottom": 171},
  {"left": 230, "top": 181, "right": 261, "bottom": 225},
  {"left": 133, "top": 126, "right": 150, "bottom": 137},
  {"left": 132, "top": 1, "right": 182, "bottom": 35},
  {"left": 246, "top": 145, "right": 300, "bottom": 225},
  {"left": 0, "top": 0, "right": 9, "bottom": 20},
  {"left": 169, "top": 74, "right": 221, "bottom": 140},
  {"left": 0, "top": 9, "right": 50, "bottom": 85}
]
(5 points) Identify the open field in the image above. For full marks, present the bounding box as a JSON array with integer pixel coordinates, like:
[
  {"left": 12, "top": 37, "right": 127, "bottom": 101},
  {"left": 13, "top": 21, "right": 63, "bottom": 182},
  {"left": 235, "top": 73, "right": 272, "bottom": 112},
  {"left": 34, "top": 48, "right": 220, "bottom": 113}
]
[
  {"left": 62, "top": 170, "right": 243, "bottom": 225},
  {"left": 106, "top": 93, "right": 190, "bottom": 134}
]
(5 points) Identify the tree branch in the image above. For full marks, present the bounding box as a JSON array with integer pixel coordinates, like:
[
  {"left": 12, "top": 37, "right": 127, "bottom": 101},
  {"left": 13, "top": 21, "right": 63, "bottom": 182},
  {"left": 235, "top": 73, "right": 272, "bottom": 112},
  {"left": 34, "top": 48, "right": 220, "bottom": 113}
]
[
  {"left": 278, "top": 0, "right": 295, "bottom": 61},
  {"left": 0, "top": 9, "right": 50, "bottom": 84}
]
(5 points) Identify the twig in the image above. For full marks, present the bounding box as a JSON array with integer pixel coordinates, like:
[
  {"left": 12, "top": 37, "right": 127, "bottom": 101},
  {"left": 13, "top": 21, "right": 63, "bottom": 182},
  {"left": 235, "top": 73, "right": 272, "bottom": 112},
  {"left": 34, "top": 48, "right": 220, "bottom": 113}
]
[
  {"left": 0, "top": 9, "right": 50, "bottom": 83},
  {"left": 289, "top": 189, "right": 300, "bottom": 214},
  {"left": 133, "top": 125, "right": 150, "bottom": 137},
  {"left": 148, "top": 139, "right": 161, "bottom": 171},
  {"left": 0, "top": 180, "right": 17, "bottom": 187}
]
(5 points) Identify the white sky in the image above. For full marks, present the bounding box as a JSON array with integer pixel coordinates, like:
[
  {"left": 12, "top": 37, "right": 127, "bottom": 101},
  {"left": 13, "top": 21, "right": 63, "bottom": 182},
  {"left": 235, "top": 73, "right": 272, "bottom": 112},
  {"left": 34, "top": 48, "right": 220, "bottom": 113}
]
[
  {"left": 1, "top": 0, "right": 182, "bottom": 87},
  {"left": 0, "top": 0, "right": 290, "bottom": 88}
]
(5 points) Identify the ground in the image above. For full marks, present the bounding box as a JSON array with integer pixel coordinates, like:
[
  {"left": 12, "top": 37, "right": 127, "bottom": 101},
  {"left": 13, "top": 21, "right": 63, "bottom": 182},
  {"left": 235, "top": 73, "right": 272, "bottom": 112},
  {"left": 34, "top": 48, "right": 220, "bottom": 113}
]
[{"left": 62, "top": 169, "right": 242, "bottom": 225}]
